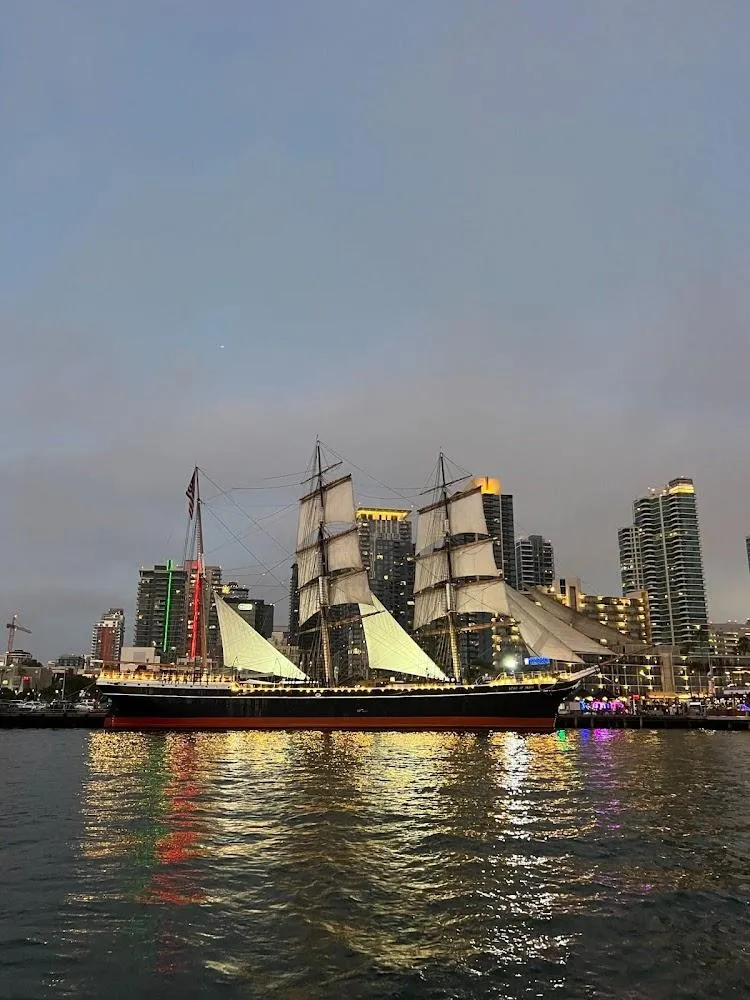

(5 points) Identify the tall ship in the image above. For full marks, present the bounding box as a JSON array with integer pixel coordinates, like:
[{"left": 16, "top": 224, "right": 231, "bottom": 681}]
[{"left": 99, "top": 448, "right": 600, "bottom": 731}]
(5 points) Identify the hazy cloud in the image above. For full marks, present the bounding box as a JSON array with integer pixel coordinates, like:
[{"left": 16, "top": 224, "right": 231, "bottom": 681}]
[{"left": 2, "top": 1, "right": 749, "bottom": 658}]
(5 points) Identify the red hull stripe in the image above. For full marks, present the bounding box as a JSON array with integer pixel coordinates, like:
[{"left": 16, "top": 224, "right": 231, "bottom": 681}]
[{"left": 105, "top": 715, "right": 554, "bottom": 732}]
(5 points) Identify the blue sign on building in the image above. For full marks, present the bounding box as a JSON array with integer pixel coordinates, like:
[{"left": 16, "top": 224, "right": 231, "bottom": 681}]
[{"left": 524, "top": 656, "right": 551, "bottom": 666}]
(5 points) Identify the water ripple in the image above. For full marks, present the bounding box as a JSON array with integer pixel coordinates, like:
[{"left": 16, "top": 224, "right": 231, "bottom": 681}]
[{"left": 2, "top": 729, "right": 750, "bottom": 999}]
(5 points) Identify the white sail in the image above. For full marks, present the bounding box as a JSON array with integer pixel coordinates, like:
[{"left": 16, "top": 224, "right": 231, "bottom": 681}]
[
  {"left": 515, "top": 620, "right": 584, "bottom": 664},
  {"left": 297, "top": 527, "right": 362, "bottom": 588},
  {"left": 297, "top": 475, "right": 356, "bottom": 548},
  {"left": 504, "top": 587, "right": 605, "bottom": 657},
  {"left": 414, "top": 549, "right": 448, "bottom": 594},
  {"left": 298, "top": 583, "right": 319, "bottom": 630},
  {"left": 455, "top": 578, "right": 511, "bottom": 617},
  {"left": 413, "top": 587, "right": 448, "bottom": 631},
  {"left": 414, "top": 538, "right": 498, "bottom": 594},
  {"left": 297, "top": 544, "right": 322, "bottom": 590},
  {"left": 358, "top": 596, "right": 448, "bottom": 681},
  {"left": 451, "top": 538, "right": 499, "bottom": 581},
  {"left": 215, "top": 594, "right": 308, "bottom": 680},
  {"left": 413, "top": 576, "right": 604, "bottom": 660},
  {"left": 416, "top": 486, "right": 487, "bottom": 553},
  {"left": 414, "top": 578, "right": 511, "bottom": 630},
  {"left": 298, "top": 568, "right": 373, "bottom": 625},
  {"left": 326, "top": 527, "right": 362, "bottom": 573}
]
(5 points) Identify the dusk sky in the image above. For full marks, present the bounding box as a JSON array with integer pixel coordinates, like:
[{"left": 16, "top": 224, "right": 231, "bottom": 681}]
[{"left": 2, "top": 1, "right": 749, "bottom": 661}]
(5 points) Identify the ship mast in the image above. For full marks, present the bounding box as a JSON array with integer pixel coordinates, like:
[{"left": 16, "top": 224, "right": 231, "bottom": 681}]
[
  {"left": 314, "top": 442, "right": 335, "bottom": 686},
  {"left": 187, "top": 467, "right": 207, "bottom": 674},
  {"left": 295, "top": 441, "right": 372, "bottom": 688},
  {"left": 438, "top": 453, "right": 463, "bottom": 683},
  {"left": 197, "top": 493, "right": 209, "bottom": 675},
  {"left": 413, "top": 455, "right": 506, "bottom": 683}
]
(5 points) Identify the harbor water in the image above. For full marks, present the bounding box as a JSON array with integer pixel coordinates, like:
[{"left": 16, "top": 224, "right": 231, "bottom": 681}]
[{"left": 2, "top": 729, "right": 750, "bottom": 999}]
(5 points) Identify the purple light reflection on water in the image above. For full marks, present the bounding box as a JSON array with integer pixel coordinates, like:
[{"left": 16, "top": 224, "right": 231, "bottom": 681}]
[{"left": 592, "top": 729, "right": 619, "bottom": 743}]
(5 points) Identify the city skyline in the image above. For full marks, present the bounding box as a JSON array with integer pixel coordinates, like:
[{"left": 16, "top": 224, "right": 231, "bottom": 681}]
[
  {"left": 2, "top": 4, "right": 750, "bottom": 659},
  {"left": 10, "top": 470, "right": 749, "bottom": 663}
]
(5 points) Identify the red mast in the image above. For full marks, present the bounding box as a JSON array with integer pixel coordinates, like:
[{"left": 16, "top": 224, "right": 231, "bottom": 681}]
[{"left": 187, "top": 468, "right": 203, "bottom": 663}]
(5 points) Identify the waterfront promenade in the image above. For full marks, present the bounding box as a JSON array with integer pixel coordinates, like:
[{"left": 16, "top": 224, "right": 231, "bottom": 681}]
[
  {"left": 557, "top": 711, "right": 750, "bottom": 731},
  {"left": 0, "top": 708, "right": 106, "bottom": 729},
  {"left": 3, "top": 706, "right": 750, "bottom": 731}
]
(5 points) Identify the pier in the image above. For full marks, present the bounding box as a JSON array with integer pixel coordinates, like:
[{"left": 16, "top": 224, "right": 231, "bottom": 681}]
[
  {"left": 557, "top": 712, "right": 750, "bottom": 732},
  {"left": 3, "top": 707, "right": 750, "bottom": 732},
  {"left": 0, "top": 709, "right": 107, "bottom": 729}
]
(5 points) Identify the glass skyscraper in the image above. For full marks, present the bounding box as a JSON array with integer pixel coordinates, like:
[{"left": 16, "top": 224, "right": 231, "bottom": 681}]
[
  {"left": 618, "top": 478, "right": 708, "bottom": 650},
  {"left": 135, "top": 561, "right": 222, "bottom": 662},
  {"left": 515, "top": 535, "right": 555, "bottom": 590},
  {"left": 472, "top": 477, "right": 517, "bottom": 588},
  {"left": 356, "top": 507, "right": 415, "bottom": 631}
]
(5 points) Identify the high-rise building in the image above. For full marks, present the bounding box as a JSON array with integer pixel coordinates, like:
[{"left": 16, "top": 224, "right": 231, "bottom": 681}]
[
  {"left": 515, "top": 535, "right": 555, "bottom": 590},
  {"left": 319, "top": 506, "right": 416, "bottom": 679},
  {"left": 618, "top": 478, "right": 709, "bottom": 649},
  {"left": 617, "top": 526, "right": 645, "bottom": 594},
  {"left": 544, "top": 577, "right": 651, "bottom": 645},
  {"left": 356, "top": 507, "right": 415, "bottom": 630},
  {"left": 746, "top": 536, "right": 750, "bottom": 579},
  {"left": 134, "top": 561, "right": 221, "bottom": 663},
  {"left": 472, "top": 477, "right": 517, "bottom": 588},
  {"left": 185, "top": 561, "right": 222, "bottom": 663},
  {"left": 219, "top": 582, "right": 274, "bottom": 639},
  {"left": 288, "top": 562, "right": 300, "bottom": 645},
  {"left": 499, "top": 494, "right": 517, "bottom": 589},
  {"left": 91, "top": 608, "right": 125, "bottom": 667},
  {"left": 135, "top": 562, "right": 188, "bottom": 660}
]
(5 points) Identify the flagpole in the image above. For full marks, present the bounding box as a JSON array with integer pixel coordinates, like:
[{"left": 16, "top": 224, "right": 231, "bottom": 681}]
[{"left": 188, "top": 469, "right": 201, "bottom": 666}]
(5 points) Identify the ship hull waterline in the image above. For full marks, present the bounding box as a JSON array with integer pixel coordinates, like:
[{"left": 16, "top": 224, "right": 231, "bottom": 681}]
[{"left": 100, "top": 681, "right": 583, "bottom": 733}]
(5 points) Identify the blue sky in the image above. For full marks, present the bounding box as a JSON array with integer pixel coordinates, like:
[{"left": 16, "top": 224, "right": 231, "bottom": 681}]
[{"left": 2, "top": 1, "right": 749, "bottom": 659}]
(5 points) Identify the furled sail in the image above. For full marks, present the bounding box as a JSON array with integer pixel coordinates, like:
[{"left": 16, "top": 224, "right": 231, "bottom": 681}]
[
  {"left": 215, "top": 594, "right": 308, "bottom": 680},
  {"left": 358, "top": 595, "right": 448, "bottom": 681}
]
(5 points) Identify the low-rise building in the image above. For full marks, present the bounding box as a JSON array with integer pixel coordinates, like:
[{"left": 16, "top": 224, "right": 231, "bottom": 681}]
[
  {"left": 219, "top": 583, "right": 274, "bottom": 639},
  {"left": 543, "top": 576, "right": 652, "bottom": 645},
  {"left": 709, "top": 621, "right": 750, "bottom": 657},
  {"left": 119, "top": 646, "right": 161, "bottom": 672}
]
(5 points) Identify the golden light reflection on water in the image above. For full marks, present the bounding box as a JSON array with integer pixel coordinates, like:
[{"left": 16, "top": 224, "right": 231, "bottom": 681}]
[
  {"left": 73, "top": 728, "right": 737, "bottom": 994},
  {"left": 20, "top": 727, "right": 743, "bottom": 1000},
  {"left": 75, "top": 729, "right": 598, "bottom": 982}
]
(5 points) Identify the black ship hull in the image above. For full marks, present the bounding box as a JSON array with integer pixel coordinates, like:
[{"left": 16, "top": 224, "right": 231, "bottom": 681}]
[{"left": 100, "top": 679, "right": 583, "bottom": 733}]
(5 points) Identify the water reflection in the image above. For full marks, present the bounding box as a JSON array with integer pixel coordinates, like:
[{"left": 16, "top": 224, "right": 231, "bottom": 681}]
[{"left": 55, "top": 730, "right": 750, "bottom": 998}]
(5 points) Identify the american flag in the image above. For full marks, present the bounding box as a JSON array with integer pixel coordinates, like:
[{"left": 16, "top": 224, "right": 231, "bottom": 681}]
[{"left": 186, "top": 470, "right": 197, "bottom": 519}]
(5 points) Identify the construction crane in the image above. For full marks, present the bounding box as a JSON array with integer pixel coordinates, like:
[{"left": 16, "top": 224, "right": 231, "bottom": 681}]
[{"left": 6, "top": 614, "right": 32, "bottom": 657}]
